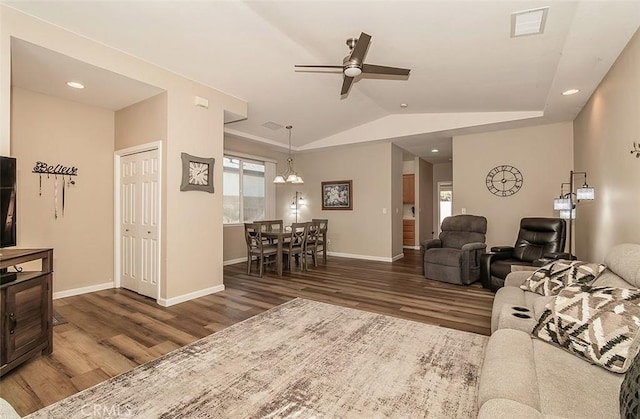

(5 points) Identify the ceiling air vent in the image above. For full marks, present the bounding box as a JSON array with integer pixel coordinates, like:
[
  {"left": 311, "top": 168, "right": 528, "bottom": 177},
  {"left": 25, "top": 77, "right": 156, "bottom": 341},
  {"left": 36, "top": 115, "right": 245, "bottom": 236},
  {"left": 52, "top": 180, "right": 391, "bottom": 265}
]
[
  {"left": 262, "top": 121, "right": 283, "bottom": 130},
  {"left": 511, "top": 7, "right": 549, "bottom": 37}
]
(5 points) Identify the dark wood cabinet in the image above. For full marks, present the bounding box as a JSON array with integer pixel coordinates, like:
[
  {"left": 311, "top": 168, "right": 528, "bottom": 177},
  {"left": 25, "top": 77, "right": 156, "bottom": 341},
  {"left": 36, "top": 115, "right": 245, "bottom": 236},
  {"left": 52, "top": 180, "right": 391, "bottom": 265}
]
[
  {"left": 403, "top": 219, "right": 415, "bottom": 246},
  {"left": 403, "top": 174, "right": 415, "bottom": 204},
  {"left": 0, "top": 249, "right": 53, "bottom": 377}
]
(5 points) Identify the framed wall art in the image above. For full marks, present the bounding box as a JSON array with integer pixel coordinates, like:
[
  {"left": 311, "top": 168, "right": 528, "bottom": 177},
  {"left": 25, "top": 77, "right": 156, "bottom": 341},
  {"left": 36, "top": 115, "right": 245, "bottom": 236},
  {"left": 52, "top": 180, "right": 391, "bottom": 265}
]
[
  {"left": 180, "top": 152, "right": 215, "bottom": 193},
  {"left": 321, "top": 180, "right": 352, "bottom": 210}
]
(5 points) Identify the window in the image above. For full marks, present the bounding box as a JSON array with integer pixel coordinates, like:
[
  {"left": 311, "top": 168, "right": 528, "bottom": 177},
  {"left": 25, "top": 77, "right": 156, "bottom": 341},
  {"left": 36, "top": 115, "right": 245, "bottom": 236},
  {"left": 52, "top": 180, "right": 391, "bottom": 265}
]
[{"left": 223, "top": 156, "right": 266, "bottom": 224}]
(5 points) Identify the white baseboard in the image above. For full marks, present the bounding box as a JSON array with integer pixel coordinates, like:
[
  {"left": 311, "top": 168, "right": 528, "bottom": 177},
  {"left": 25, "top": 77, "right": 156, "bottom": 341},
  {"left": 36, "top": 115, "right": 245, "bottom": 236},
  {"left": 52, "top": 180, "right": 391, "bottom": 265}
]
[
  {"left": 223, "top": 257, "right": 247, "bottom": 266},
  {"left": 54, "top": 282, "right": 114, "bottom": 299},
  {"left": 403, "top": 245, "right": 420, "bottom": 250},
  {"left": 328, "top": 251, "right": 403, "bottom": 263},
  {"left": 157, "top": 284, "right": 225, "bottom": 307}
]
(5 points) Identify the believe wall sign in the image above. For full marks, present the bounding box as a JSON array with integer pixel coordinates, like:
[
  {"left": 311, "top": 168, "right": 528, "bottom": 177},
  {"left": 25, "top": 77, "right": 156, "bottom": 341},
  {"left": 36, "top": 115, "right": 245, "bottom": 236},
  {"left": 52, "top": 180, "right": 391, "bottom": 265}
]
[
  {"left": 32, "top": 161, "right": 78, "bottom": 219},
  {"left": 32, "top": 161, "right": 79, "bottom": 176}
]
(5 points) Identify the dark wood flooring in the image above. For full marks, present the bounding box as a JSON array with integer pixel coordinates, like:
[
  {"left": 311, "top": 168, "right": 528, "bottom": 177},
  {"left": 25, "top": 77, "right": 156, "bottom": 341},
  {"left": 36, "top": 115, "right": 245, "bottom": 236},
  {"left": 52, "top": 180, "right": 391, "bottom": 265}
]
[{"left": 0, "top": 250, "right": 494, "bottom": 416}]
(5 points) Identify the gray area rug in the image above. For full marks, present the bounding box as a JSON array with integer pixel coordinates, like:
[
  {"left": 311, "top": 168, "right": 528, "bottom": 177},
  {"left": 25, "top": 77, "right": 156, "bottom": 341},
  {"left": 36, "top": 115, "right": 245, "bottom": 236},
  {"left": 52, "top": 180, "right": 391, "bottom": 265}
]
[{"left": 27, "top": 299, "right": 488, "bottom": 418}]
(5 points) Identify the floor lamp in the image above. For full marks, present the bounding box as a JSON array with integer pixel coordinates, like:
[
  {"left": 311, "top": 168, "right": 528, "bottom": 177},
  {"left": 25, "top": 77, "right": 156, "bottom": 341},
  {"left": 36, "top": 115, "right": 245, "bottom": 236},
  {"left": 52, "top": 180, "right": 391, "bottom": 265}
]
[
  {"left": 290, "top": 191, "right": 304, "bottom": 223},
  {"left": 553, "top": 171, "right": 595, "bottom": 257}
]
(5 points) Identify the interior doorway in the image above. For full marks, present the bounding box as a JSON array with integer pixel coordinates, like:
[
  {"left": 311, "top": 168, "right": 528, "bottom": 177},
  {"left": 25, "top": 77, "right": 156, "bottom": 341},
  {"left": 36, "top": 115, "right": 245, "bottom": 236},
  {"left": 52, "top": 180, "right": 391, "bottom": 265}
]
[
  {"left": 115, "top": 142, "right": 162, "bottom": 300},
  {"left": 437, "top": 182, "right": 452, "bottom": 233}
]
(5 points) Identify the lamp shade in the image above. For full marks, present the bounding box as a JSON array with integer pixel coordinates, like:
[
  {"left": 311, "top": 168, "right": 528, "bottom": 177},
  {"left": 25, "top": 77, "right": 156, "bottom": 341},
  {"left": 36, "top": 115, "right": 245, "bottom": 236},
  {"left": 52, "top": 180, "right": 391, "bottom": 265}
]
[
  {"left": 559, "top": 209, "right": 576, "bottom": 220},
  {"left": 553, "top": 197, "right": 572, "bottom": 210},
  {"left": 292, "top": 175, "right": 304, "bottom": 184},
  {"left": 273, "top": 175, "right": 286, "bottom": 184},
  {"left": 576, "top": 186, "right": 595, "bottom": 200}
]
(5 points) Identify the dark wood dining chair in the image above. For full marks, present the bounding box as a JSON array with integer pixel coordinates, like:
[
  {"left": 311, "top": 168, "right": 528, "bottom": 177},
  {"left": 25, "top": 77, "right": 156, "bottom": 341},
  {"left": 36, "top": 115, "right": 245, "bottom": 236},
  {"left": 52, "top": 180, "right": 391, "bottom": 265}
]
[
  {"left": 304, "top": 221, "right": 321, "bottom": 269},
  {"left": 312, "top": 218, "right": 328, "bottom": 263},
  {"left": 244, "top": 223, "right": 278, "bottom": 277},
  {"left": 282, "top": 222, "right": 307, "bottom": 272}
]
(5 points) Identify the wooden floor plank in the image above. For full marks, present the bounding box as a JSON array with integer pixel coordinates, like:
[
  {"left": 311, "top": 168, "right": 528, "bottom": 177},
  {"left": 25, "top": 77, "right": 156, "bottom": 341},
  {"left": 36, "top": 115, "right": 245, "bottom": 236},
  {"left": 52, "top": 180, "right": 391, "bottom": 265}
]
[{"left": 0, "top": 250, "right": 494, "bottom": 416}]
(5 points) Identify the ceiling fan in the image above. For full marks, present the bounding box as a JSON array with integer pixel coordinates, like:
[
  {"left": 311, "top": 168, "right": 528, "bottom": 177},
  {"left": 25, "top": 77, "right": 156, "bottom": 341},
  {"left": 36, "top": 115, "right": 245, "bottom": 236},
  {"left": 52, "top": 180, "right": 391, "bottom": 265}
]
[{"left": 295, "top": 32, "right": 411, "bottom": 96}]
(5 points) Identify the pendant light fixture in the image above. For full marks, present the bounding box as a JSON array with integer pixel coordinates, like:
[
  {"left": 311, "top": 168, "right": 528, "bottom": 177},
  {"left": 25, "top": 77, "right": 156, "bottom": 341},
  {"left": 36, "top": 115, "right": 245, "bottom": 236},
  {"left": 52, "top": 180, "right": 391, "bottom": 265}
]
[{"left": 273, "top": 125, "right": 304, "bottom": 184}]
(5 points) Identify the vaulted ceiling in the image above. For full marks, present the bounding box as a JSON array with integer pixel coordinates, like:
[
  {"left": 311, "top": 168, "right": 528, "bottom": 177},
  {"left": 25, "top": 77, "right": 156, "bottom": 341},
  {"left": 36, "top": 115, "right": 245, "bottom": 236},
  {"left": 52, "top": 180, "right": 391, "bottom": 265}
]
[{"left": 5, "top": 1, "right": 640, "bottom": 162}]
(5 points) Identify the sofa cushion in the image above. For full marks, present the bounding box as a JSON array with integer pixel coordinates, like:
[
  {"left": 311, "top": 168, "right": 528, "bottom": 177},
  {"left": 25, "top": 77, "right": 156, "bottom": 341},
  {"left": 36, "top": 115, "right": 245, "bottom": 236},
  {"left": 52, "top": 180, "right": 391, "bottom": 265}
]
[
  {"left": 423, "top": 248, "right": 464, "bottom": 267},
  {"left": 520, "top": 260, "right": 605, "bottom": 296},
  {"left": 620, "top": 351, "right": 640, "bottom": 419},
  {"left": 532, "top": 338, "right": 623, "bottom": 418},
  {"left": 532, "top": 284, "right": 640, "bottom": 373}
]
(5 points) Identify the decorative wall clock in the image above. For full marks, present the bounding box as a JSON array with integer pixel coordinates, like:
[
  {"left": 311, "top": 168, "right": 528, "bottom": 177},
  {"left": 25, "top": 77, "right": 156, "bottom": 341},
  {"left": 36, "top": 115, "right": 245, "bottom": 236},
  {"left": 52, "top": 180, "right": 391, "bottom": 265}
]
[
  {"left": 180, "top": 153, "right": 215, "bottom": 193},
  {"left": 485, "top": 165, "right": 523, "bottom": 197}
]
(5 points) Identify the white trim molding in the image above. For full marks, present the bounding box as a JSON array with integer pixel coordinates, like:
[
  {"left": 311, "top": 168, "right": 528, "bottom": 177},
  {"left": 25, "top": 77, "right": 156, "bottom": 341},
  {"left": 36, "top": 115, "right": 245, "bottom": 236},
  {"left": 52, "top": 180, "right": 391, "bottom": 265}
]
[
  {"left": 224, "top": 257, "right": 247, "bottom": 266},
  {"left": 54, "top": 282, "right": 114, "bottom": 300},
  {"left": 157, "top": 284, "right": 225, "bottom": 307},
  {"left": 327, "top": 251, "right": 404, "bottom": 263}
]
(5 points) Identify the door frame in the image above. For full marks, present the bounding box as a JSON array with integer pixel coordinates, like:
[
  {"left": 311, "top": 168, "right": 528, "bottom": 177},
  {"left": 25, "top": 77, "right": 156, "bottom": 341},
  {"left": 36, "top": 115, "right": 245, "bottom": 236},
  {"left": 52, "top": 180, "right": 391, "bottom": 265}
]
[{"left": 114, "top": 141, "right": 163, "bottom": 303}]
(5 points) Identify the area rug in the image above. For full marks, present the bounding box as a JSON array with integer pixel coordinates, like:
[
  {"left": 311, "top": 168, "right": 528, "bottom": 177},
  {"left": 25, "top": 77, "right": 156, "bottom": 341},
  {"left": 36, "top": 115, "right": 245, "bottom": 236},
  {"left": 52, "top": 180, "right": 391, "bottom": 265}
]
[{"left": 27, "top": 298, "right": 488, "bottom": 418}]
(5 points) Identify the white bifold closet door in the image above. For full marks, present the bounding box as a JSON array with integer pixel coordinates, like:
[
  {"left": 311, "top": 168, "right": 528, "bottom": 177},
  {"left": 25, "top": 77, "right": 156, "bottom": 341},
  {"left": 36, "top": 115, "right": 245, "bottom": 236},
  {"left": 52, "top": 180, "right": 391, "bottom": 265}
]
[{"left": 120, "top": 149, "right": 159, "bottom": 299}]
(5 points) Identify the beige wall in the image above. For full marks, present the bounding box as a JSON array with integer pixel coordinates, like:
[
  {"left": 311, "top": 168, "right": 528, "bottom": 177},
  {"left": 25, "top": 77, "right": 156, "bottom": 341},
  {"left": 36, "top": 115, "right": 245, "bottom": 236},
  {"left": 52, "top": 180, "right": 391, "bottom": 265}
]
[
  {"left": 11, "top": 88, "right": 115, "bottom": 292},
  {"left": 391, "top": 144, "right": 404, "bottom": 258},
  {"left": 417, "top": 158, "right": 434, "bottom": 244},
  {"left": 274, "top": 142, "right": 395, "bottom": 260},
  {"left": 115, "top": 92, "right": 167, "bottom": 150},
  {"left": 573, "top": 29, "right": 640, "bottom": 262},
  {"left": 1, "top": 7, "right": 247, "bottom": 303},
  {"left": 453, "top": 122, "right": 574, "bottom": 249}
]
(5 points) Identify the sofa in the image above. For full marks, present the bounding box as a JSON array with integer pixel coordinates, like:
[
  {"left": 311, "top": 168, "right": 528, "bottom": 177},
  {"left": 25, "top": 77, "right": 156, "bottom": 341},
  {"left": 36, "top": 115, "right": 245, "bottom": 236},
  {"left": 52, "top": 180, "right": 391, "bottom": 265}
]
[{"left": 478, "top": 243, "right": 640, "bottom": 419}]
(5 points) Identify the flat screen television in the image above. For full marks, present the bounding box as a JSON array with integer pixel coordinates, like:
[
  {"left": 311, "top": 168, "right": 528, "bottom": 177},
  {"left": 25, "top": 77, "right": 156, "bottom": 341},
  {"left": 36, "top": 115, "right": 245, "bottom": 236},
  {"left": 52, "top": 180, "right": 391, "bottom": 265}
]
[{"left": 1, "top": 156, "right": 17, "bottom": 249}]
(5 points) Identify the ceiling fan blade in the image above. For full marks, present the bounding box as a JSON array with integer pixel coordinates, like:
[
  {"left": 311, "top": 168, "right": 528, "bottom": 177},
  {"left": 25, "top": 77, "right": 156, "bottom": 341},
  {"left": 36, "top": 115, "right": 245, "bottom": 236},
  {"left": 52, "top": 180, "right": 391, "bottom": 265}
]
[
  {"left": 349, "top": 32, "right": 371, "bottom": 64},
  {"left": 362, "top": 64, "right": 410, "bottom": 76},
  {"left": 295, "top": 65, "right": 343, "bottom": 69},
  {"left": 341, "top": 76, "right": 354, "bottom": 95}
]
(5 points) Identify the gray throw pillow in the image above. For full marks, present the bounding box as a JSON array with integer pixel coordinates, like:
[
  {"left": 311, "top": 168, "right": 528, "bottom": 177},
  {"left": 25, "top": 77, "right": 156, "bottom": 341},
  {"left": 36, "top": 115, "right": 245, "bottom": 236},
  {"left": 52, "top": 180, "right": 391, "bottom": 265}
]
[{"left": 620, "top": 350, "right": 640, "bottom": 418}]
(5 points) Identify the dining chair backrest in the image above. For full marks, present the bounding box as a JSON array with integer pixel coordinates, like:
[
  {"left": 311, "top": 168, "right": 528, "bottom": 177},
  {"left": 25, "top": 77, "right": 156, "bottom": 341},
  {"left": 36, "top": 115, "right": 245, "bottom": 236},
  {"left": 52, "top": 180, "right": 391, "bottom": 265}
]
[
  {"left": 306, "top": 221, "right": 320, "bottom": 245},
  {"left": 312, "top": 219, "right": 328, "bottom": 233},
  {"left": 244, "top": 223, "right": 261, "bottom": 249},
  {"left": 289, "top": 222, "right": 308, "bottom": 247},
  {"left": 257, "top": 219, "right": 284, "bottom": 232}
]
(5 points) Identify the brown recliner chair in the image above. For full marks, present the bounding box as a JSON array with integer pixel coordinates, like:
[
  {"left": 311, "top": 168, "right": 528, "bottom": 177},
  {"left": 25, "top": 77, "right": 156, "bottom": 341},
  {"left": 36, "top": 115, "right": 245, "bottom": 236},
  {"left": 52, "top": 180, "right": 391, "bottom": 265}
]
[
  {"left": 480, "top": 217, "right": 567, "bottom": 292},
  {"left": 421, "top": 215, "right": 488, "bottom": 285}
]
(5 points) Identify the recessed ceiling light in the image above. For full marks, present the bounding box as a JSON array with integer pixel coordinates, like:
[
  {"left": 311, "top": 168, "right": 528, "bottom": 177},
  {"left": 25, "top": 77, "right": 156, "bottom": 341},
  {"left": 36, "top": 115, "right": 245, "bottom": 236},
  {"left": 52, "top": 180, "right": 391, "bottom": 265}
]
[
  {"left": 400, "top": 103, "right": 408, "bottom": 108},
  {"left": 562, "top": 89, "right": 580, "bottom": 96},
  {"left": 431, "top": 148, "right": 439, "bottom": 153},
  {"left": 66, "top": 81, "right": 85, "bottom": 89}
]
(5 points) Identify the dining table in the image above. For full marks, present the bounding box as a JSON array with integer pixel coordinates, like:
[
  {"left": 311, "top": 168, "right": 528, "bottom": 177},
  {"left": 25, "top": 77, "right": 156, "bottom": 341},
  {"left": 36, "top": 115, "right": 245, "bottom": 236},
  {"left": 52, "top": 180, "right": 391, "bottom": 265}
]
[{"left": 260, "top": 230, "right": 291, "bottom": 276}]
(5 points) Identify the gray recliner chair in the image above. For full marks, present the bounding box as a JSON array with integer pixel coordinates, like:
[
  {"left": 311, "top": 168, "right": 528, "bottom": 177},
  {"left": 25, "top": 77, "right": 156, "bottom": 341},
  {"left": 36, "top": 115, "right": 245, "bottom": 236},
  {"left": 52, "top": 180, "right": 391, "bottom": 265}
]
[{"left": 421, "top": 215, "right": 488, "bottom": 285}]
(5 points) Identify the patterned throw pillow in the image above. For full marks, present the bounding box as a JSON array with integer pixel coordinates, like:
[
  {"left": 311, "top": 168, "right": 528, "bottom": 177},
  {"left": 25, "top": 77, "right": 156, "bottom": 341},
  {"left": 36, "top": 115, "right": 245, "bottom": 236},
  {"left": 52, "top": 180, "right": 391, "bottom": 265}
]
[
  {"left": 520, "top": 260, "right": 606, "bottom": 296},
  {"left": 532, "top": 284, "right": 640, "bottom": 373}
]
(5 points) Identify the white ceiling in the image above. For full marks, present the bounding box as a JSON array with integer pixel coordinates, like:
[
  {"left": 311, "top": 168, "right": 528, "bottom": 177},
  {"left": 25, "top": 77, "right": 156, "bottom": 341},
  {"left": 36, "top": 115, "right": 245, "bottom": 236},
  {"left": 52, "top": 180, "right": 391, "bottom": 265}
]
[{"left": 5, "top": 1, "right": 640, "bottom": 163}]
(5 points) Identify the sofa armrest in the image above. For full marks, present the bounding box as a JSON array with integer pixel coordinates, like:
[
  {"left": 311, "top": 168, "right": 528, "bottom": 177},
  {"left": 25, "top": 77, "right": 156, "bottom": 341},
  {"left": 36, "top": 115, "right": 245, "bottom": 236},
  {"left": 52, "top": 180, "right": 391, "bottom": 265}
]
[{"left": 504, "top": 271, "right": 534, "bottom": 288}]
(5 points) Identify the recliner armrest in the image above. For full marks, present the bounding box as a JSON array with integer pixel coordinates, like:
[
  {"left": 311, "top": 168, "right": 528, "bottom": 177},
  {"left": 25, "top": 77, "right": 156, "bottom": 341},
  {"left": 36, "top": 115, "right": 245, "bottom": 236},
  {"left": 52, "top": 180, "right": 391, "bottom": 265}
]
[
  {"left": 421, "top": 239, "right": 442, "bottom": 250},
  {"left": 461, "top": 242, "right": 487, "bottom": 252},
  {"left": 480, "top": 250, "right": 516, "bottom": 291},
  {"left": 543, "top": 252, "right": 575, "bottom": 260},
  {"left": 491, "top": 246, "right": 515, "bottom": 253}
]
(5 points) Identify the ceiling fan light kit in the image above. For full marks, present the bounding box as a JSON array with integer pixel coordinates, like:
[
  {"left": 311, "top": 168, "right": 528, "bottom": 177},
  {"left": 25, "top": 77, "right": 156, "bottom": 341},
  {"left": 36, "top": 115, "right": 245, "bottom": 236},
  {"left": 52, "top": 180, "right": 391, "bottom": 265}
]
[{"left": 295, "top": 32, "right": 411, "bottom": 96}]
